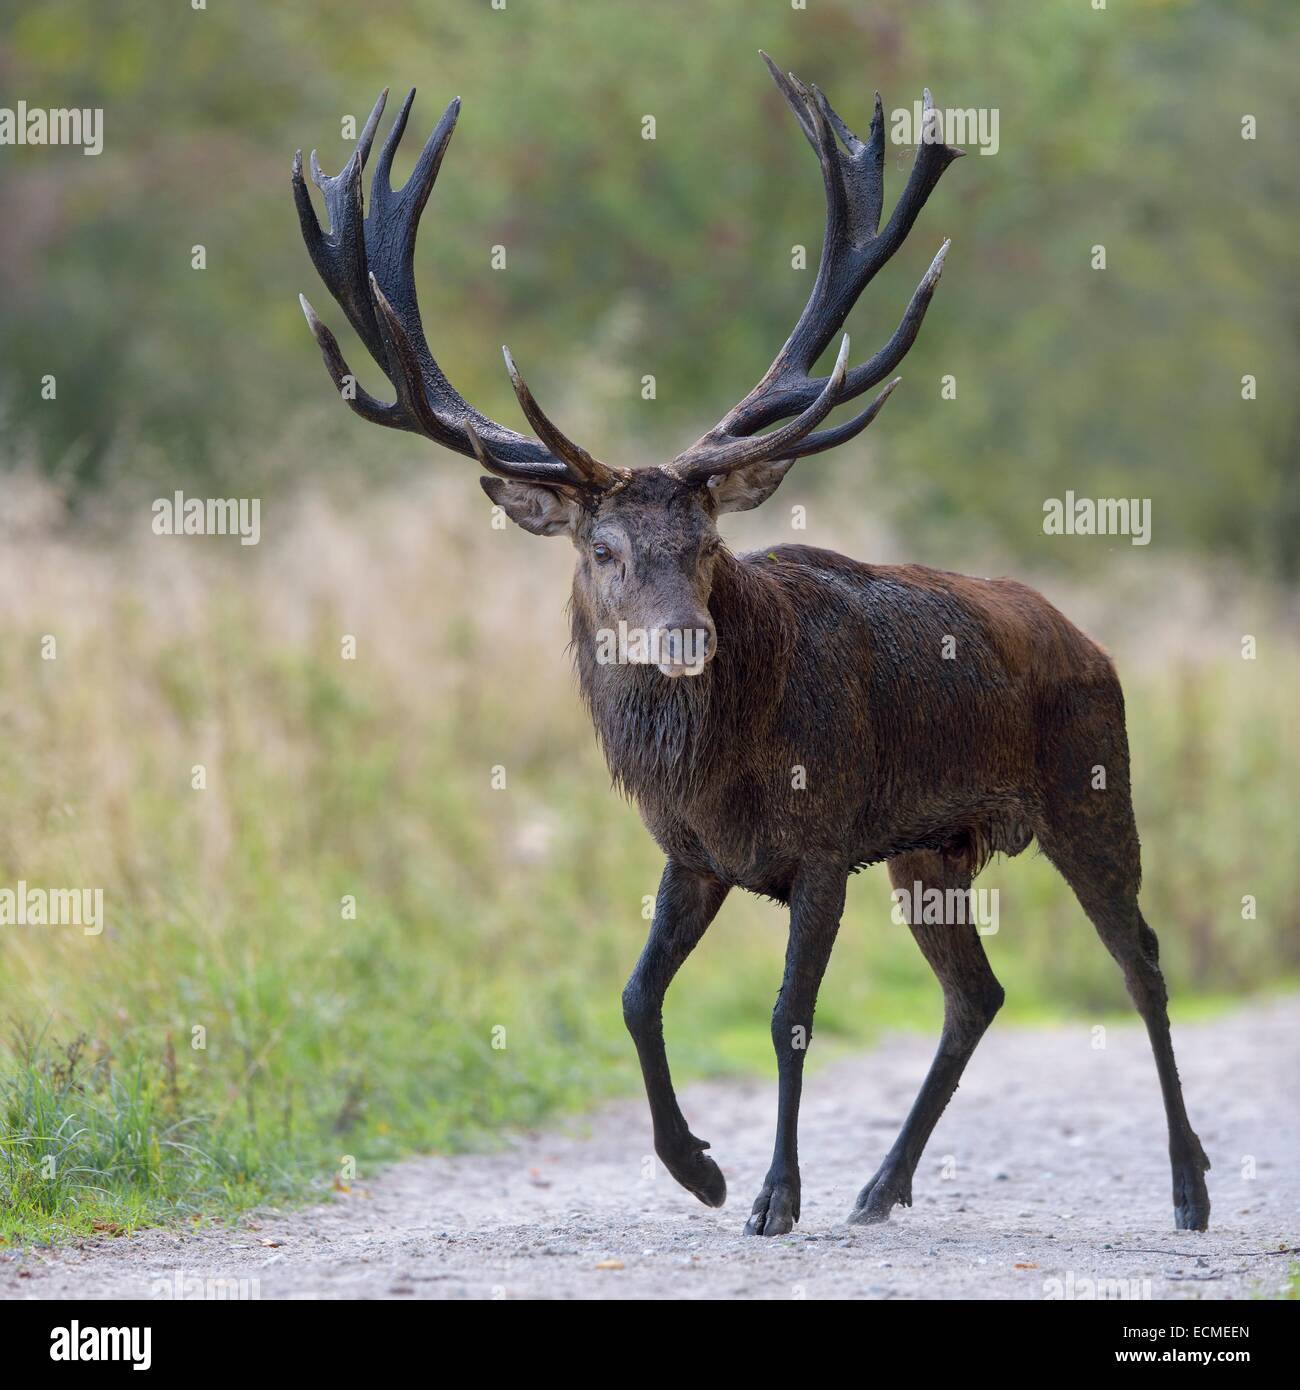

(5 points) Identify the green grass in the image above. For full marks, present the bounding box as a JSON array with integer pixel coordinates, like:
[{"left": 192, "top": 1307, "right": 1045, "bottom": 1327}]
[{"left": 0, "top": 494, "right": 1296, "bottom": 1244}]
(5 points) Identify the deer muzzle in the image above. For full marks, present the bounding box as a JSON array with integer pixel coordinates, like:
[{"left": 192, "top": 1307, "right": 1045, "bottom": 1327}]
[{"left": 654, "top": 616, "right": 716, "bottom": 678}]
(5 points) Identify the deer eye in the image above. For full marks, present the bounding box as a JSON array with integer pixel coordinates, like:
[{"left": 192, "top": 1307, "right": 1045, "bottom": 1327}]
[{"left": 592, "top": 542, "right": 614, "bottom": 563}]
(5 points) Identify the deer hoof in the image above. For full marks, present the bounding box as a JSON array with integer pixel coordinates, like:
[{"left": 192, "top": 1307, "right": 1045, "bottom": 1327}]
[
  {"left": 744, "top": 1181, "right": 798, "bottom": 1237},
  {"left": 847, "top": 1167, "right": 911, "bottom": 1225},
  {"left": 686, "top": 1154, "right": 728, "bottom": 1208},
  {"left": 662, "top": 1143, "right": 727, "bottom": 1208},
  {"left": 1173, "top": 1164, "right": 1211, "bottom": 1232}
]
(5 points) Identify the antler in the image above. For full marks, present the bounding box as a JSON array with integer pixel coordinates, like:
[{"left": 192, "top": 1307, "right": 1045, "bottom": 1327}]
[
  {"left": 293, "top": 89, "right": 627, "bottom": 494},
  {"left": 667, "top": 53, "right": 962, "bottom": 484}
]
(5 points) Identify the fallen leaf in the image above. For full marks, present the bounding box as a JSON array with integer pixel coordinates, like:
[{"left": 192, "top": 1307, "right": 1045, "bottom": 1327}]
[
  {"left": 1014, "top": 1262, "right": 1039, "bottom": 1270},
  {"left": 260, "top": 1238, "right": 283, "bottom": 1248}
]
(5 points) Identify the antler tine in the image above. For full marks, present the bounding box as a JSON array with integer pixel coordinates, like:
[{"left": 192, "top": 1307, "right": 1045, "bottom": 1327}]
[
  {"left": 774, "top": 375, "right": 902, "bottom": 461},
  {"left": 293, "top": 89, "right": 392, "bottom": 370},
  {"left": 294, "top": 88, "right": 606, "bottom": 491},
  {"left": 461, "top": 420, "right": 586, "bottom": 489},
  {"left": 670, "top": 55, "right": 961, "bottom": 477},
  {"left": 669, "top": 334, "right": 853, "bottom": 482},
  {"left": 298, "top": 290, "right": 403, "bottom": 429},
  {"left": 501, "top": 348, "right": 631, "bottom": 492},
  {"left": 372, "top": 86, "right": 417, "bottom": 198}
]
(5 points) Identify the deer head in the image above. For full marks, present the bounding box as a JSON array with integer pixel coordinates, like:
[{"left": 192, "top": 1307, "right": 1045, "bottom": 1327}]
[{"left": 293, "top": 56, "right": 961, "bottom": 677}]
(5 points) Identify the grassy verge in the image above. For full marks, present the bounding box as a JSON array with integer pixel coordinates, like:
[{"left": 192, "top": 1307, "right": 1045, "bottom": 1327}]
[{"left": 0, "top": 484, "right": 1295, "bottom": 1244}]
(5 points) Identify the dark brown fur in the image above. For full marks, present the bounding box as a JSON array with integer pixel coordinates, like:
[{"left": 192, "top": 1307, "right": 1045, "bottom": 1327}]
[{"left": 576, "top": 541, "right": 1107, "bottom": 896}]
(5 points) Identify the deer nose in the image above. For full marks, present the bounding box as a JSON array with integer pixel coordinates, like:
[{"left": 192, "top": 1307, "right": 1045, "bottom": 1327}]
[{"left": 655, "top": 616, "right": 716, "bottom": 678}]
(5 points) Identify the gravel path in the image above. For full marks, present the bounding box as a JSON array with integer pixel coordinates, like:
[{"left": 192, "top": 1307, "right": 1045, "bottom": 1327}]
[{"left": 5, "top": 1000, "right": 1296, "bottom": 1300}]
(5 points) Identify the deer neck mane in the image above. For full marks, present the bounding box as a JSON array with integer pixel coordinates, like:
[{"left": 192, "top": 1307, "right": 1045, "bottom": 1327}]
[{"left": 570, "top": 550, "right": 793, "bottom": 806}]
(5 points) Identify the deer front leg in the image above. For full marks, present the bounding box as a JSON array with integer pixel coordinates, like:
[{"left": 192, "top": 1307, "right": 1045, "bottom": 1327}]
[
  {"left": 623, "top": 859, "right": 730, "bottom": 1207},
  {"left": 745, "top": 858, "right": 848, "bottom": 1237}
]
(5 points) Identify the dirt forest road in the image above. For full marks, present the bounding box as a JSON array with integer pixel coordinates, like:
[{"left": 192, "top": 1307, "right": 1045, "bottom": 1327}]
[{"left": 5, "top": 1000, "right": 1297, "bottom": 1301}]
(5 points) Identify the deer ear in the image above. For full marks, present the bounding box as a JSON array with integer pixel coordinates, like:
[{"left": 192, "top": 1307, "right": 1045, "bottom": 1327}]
[
  {"left": 480, "top": 477, "right": 583, "bottom": 537},
  {"left": 706, "top": 458, "right": 796, "bottom": 514}
]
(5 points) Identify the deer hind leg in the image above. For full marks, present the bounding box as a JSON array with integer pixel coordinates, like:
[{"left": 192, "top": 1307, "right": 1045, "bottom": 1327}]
[
  {"left": 1038, "top": 809, "right": 1211, "bottom": 1232},
  {"left": 849, "top": 848, "right": 1004, "bottom": 1226},
  {"left": 623, "top": 858, "right": 730, "bottom": 1208}
]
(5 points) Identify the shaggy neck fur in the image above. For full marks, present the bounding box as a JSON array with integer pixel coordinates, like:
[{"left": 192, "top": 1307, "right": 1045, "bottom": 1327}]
[{"left": 571, "top": 549, "right": 794, "bottom": 807}]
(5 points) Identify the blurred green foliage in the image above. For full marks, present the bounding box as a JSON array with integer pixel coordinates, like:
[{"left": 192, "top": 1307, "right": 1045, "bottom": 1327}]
[{"left": 1, "top": 0, "right": 1296, "bottom": 574}]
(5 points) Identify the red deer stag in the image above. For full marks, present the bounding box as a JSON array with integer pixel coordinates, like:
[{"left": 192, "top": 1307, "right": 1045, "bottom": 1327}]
[{"left": 293, "top": 55, "right": 1211, "bottom": 1235}]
